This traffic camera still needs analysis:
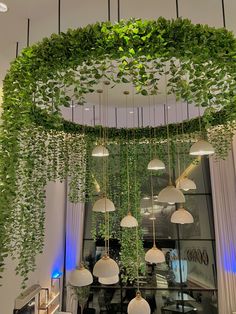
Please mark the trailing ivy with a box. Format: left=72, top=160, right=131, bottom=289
left=1, top=17, right=236, bottom=286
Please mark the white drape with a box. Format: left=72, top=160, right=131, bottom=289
left=210, top=136, right=236, bottom=314
left=65, top=201, right=85, bottom=314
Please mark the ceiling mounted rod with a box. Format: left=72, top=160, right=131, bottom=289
left=108, top=0, right=111, bottom=22
left=175, top=0, right=179, bottom=18
left=117, top=0, right=120, bottom=22
left=221, top=0, right=226, bottom=28
left=58, top=0, right=61, bottom=34
left=15, top=42, right=19, bottom=58
left=27, top=18, right=30, bottom=47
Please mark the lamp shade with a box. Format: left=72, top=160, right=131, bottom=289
left=189, top=140, right=214, bottom=156
left=0, top=2, right=7, bottom=12
left=171, top=207, right=194, bottom=224
left=177, top=177, right=196, bottom=191
left=158, top=185, right=185, bottom=204
left=120, top=212, right=138, bottom=228
left=92, top=197, right=115, bottom=213
left=93, top=255, right=119, bottom=278
left=147, top=158, right=165, bottom=170
left=145, top=246, right=165, bottom=264
left=92, top=145, right=109, bottom=157
left=143, top=209, right=151, bottom=216
left=98, top=275, right=119, bottom=285
left=128, top=292, right=151, bottom=314
left=70, top=266, right=93, bottom=287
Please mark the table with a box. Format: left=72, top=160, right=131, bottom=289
left=169, top=292, right=195, bottom=302
left=161, top=304, right=196, bottom=313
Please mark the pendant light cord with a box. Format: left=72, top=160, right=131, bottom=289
left=175, top=102, right=181, bottom=178
left=181, top=104, right=187, bottom=169
left=132, top=94, right=140, bottom=292
left=150, top=174, right=156, bottom=246
left=124, top=92, right=130, bottom=213
left=165, top=69, right=172, bottom=185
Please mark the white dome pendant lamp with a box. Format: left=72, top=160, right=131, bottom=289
left=92, top=144, right=109, bottom=157
left=92, top=196, right=115, bottom=213
left=147, top=158, right=165, bottom=170
left=145, top=175, right=165, bottom=264
left=177, top=177, right=196, bottom=191
left=128, top=291, right=151, bottom=314
left=158, top=104, right=185, bottom=205
left=189, top=106, right=214, bottom=156
left=70, top=264, right=93, bottom=287
left=171, top=206, right=194, bottom=224
left=120, top=211, right=138, bottom=228
left=93, top=253, right=119, bottom=278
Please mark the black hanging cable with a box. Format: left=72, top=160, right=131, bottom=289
left=15, top=42, right=19, bottom=58
left=108, top=0, right=111, bottom=22
left=221, top=0, right=226, bottom=28
left=176, top=0, right=179, bottom=18
left=58, top=0, right=61, bottom=34
left=27, top=18, right=30, bottom=47
left=117, top=0, right=120, bottom=22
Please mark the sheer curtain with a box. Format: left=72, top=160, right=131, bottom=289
left=210, top=136, right=236, bottom=314
left=65, top=201, right=85, bottom=314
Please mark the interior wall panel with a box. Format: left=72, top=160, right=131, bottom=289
left=224, top=0, right=236, bottom=34
left=178, top=0, right=223, bottom=27
left=119, top=0, right=177, bottom=20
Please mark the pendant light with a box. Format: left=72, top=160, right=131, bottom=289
left=158, top=102, right=185, bottom=204
left=189, top=106, right=214, bottom=156
left=143, top=208, right=151, bottom=216
left=128, top=95, right=151, bottom=314
left=120, top=91, right=138, bottom=228
left=171, top=206, right=194, bottom=224
left=70, top=264, right=93, bottom=287
left=177, top=177, right=196, bottom=191
left=171, top=102, right=194, bottom=224
left=92, top=196, right=115, bottom=212
left=128, top=291, right=151, bottom=314
left=92, top=145, right=109, bottom=157
left=147, top=97, right=165, bottom=170
left=0, top=2, right=7, bottom=12
left=93, top=254, right=119, bottom=278
left=176, top=102, right=197, bottom=191
left=92, top=89, right=109, bottom=157
left=93, top=82, right=119, bottom=279
left=98, top=275, right=119, bottom=285
left=145, top=175, right=165, bottom=264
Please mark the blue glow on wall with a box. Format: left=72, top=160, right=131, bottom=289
left=223, top=241, right=236, bottom=273
left=52, top=271, right=62, bottom=279
left=66, top=225, right=78, bottom=271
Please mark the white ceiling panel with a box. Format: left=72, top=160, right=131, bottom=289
left=224, top=0, right=236, bottom=35
left=178, top=0, right=224, bottom=27
left=119, top=0, right=177, bottom=20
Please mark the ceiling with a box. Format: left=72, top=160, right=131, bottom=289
left=1, top=0, right=236, bottom=112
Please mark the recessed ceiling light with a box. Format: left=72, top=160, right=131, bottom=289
left=84, top=107, right=90, bottom=111
left=129, top=111, right=134, bottom=114
left=0, top=2, right=8, bottom=12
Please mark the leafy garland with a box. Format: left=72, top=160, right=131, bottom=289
left=1, top=18, right=236, bottom=286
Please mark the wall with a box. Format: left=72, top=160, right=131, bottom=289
left=0, top=180, right=66, bottom=314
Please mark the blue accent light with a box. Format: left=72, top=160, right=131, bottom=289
left=223, top=241, right=236, bottom=273
left=52, top=271, right=62, bottom=279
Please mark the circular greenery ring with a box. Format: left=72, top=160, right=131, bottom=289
left=2, top=17, right=236, bottom=139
